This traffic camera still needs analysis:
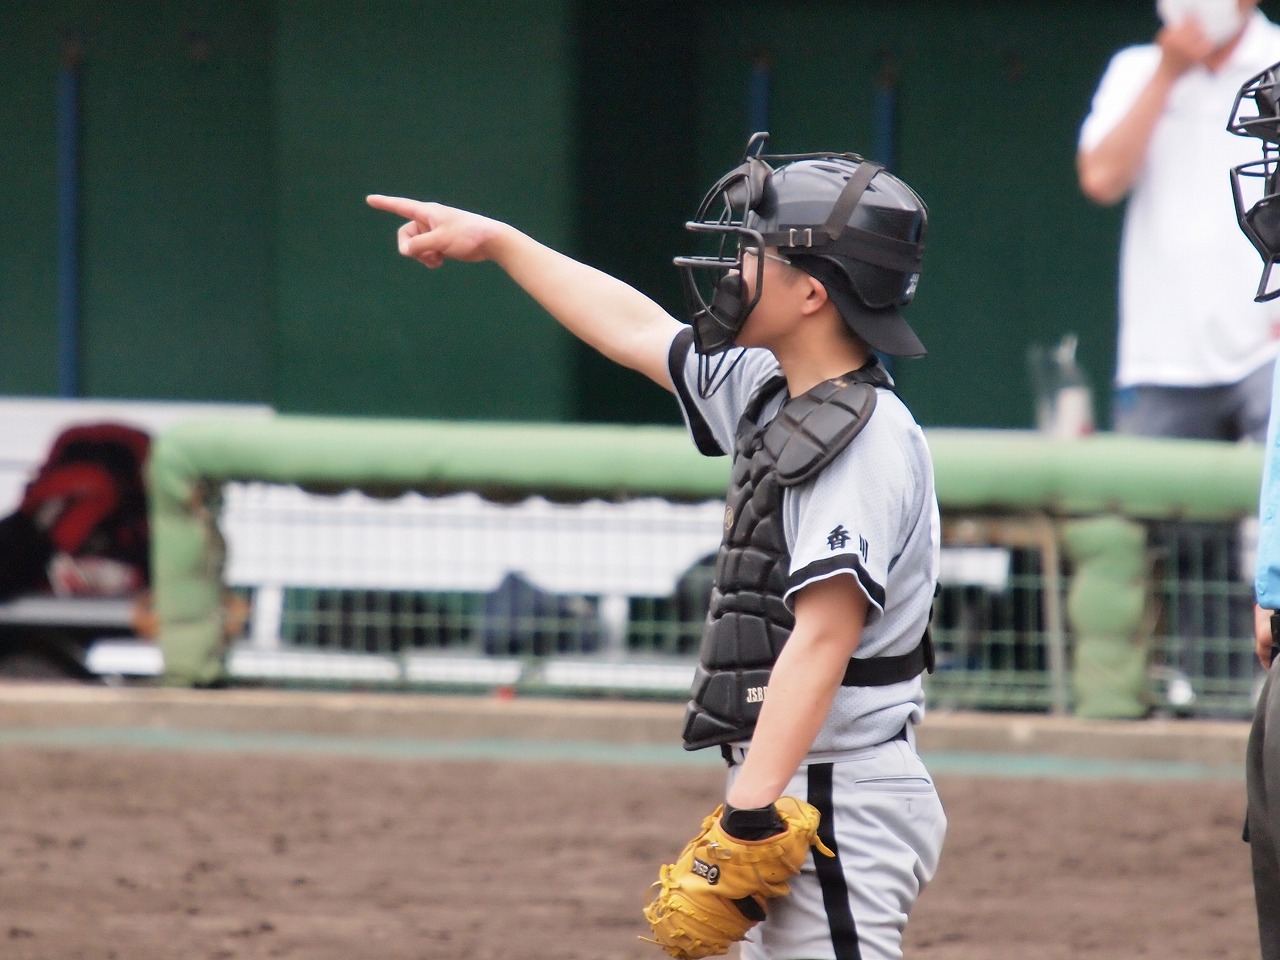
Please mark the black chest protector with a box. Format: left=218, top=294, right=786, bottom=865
left=682, top=361, right=933, bottom=751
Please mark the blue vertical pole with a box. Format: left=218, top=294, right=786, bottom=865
left=56, top=43, right=82, bottom=398
left=747, top=54, right=770, bottom=136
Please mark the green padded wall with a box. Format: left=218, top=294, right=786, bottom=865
left=5, top=1, right=1258, bottom=429
left=273, top=0, right=577, bottom=420
left=689, top=0, right=1151, bottom=429
left=0, top=8, right=60, bottom=395
left=570, top=1, right=702, bottom=424
left=1, top=1, right=275, bottom=402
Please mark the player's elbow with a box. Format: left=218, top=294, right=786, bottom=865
left=1077, top=152, right=1128, bottom=207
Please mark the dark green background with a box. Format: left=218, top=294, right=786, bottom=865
left=2, top=1, right=1203, bottom=427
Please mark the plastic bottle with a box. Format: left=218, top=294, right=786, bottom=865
left=1050, top=334, right=1095, bottom=438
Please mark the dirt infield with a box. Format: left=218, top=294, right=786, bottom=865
left=0, top=689, right=1260, bottom=959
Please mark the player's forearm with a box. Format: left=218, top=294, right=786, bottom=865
left=486, top=224, right=682, bottom=390
left=724, top=626, right=856, bottom=809
left=1078, top=66, right=1179, bottom=205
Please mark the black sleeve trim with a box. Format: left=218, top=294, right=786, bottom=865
left=787, top=554, right=886, bottom=611
left=668, top=327, right=725, bottom=457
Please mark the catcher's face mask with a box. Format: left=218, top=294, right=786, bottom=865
left=673, top=143, right=778, bottom=361
left=1229, top=65, right=1280, bottom=301
left=1230, top=150, right=1280, bottom=301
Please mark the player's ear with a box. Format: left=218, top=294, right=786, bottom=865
left=799, top=273, right=831, bottom=317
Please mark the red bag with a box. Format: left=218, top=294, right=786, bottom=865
left=0, top=423, right=151, bottom=600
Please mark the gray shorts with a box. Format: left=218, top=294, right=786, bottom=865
left=730, top=733, right=946, bottom=960
left=1112, top=359, right=1275, bottom=443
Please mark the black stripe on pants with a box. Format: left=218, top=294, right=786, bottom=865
left=808, top=762, right=862, bottom=960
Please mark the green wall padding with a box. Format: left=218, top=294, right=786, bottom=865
left=153, top=420, right=1267, bottom=517
left=1062, top=516, right=1150, bottom=719
left=149, top=419, right=1265, bottom=685
left=927, top=430, right=1265, bottom=521
left=150, top=503, right=228, bottom=688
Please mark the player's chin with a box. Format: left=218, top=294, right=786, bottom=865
left=731, top=318, right=763, bottom=350
left=734, top=325, right=777, bottom=353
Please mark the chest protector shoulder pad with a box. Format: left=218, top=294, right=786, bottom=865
left=763, top=376, right=880, bottom=486
left=681, top=366, right=887, bottom=752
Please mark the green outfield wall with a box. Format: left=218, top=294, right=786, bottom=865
left=2, top=1, right=1203, bottom=427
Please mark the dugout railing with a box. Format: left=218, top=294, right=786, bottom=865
left=129, top=417, right=1266, bottom=720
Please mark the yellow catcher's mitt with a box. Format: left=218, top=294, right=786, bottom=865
left=642, top=797, right=835, bottom=960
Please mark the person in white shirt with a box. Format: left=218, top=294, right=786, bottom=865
left=1079, top=0, right=1280, bottom=710
left=1079, top=0, right=1280, bottom=441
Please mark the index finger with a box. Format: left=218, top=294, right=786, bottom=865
left=366, top=194, right=429, bottom=220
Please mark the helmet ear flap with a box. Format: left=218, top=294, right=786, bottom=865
left=723, top=157, right=777, bottom=217
left=839, top=256, right=919, bottom=310
left=748, top=158, right=778, bottom=218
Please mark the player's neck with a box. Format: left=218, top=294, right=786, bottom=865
left=775, top=333, right=872, bottom=397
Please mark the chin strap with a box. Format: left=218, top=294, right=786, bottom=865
left=696, top=349, right=748, bottom=400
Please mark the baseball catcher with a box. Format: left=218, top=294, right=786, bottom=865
left=369, top=130, right=947, bottom=960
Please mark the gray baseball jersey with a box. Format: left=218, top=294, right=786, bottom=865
left=671, top=342, right=941, bottom=753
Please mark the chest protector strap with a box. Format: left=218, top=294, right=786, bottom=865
left=842, top=628, right=935, bottom=686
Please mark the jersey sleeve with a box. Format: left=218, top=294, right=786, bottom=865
left=781, top=417, right=915, bottom=625
left=1078, top=44, right=1160, bottom=152
left=666, top=327, right=783, bottom=457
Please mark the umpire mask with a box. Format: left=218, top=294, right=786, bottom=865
left=1229, top=64, right=1280, bottom=301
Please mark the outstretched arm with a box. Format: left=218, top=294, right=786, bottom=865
left=366, top=195, right=683, bottom=391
